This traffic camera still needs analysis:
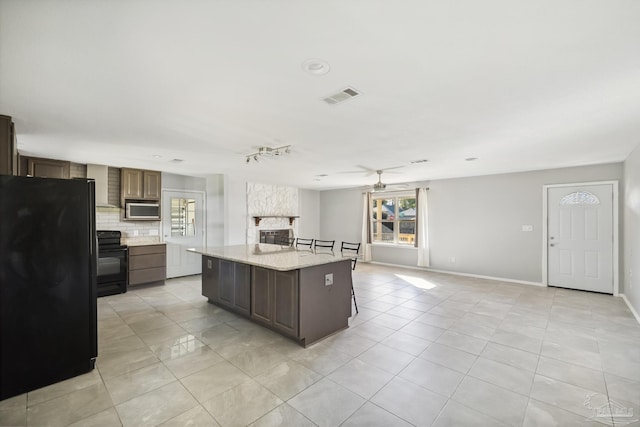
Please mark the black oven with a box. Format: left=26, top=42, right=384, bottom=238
left=97, top=230, right=128, bottom=297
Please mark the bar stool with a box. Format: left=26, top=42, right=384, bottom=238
left=279, top=237, right=295, bottom=247
left=313, top=239, right=335, bottom=250
left=295, top=238, right=314, bottom=249
left=340, top=241, right=361, bottom=313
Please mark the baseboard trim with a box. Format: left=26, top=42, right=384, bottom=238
left=367, top=261, right=545, bottom=287
left=620, top=294, right=640, bottom=325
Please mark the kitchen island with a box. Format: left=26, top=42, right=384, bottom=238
left=188, top=244, right=353, bottom=346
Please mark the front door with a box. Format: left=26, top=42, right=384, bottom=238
left=162, top=190, right=205, bottom=278
left=547, top=184, right=613, bottom=293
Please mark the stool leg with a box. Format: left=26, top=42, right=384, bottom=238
left=351, top=283, right=358, bottom=314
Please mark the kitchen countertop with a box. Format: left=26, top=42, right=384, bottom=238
left=188, top=244, right=351, bottom=271
left=122, top=237, right=163, bottom=246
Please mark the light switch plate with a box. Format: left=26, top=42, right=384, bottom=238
left=325, top=273, right=333, bottom=286
left=522, top=225, right=534, bottom=232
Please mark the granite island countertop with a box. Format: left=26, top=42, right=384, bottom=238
left=188, top=244, right=351, bottom=271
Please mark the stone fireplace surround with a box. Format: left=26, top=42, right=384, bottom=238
left=246, top=183, right=298, bottom=244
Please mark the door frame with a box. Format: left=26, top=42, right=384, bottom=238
left=542, top=180, right=619, bottom=295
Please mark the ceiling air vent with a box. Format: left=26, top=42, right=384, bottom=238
left=323, top=87, right=361, bottom=105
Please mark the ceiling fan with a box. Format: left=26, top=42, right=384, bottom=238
left=370, top=169, right=409, bottom=192
left=336, top=165, right=409, bottom=191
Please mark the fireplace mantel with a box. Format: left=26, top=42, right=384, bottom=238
left=253, top=215, right=299, bottom=226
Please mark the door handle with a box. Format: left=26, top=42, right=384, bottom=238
left=549, top=243, right=555, bottom=247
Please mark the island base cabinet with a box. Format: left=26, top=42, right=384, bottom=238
left=251, top=267, right=299, bottom=338
left=198, top=251, right=353, bottom=347
left=202, top=256, right=219, bottom=301
left=298, top=260, right=352, bottom=346
left=273, top=270, right=298, bottom=336
left=251, top=267, right=272, bottom=325
left=205, top=257, right=250, bottom=317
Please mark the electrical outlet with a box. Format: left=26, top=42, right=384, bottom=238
left=325, top=273, right=334, bottom=286
left=132, top=230, right=139, bottom=236
left=149, top=229, right=159, bottom=236
left=522, top=225, right=534, bottom=232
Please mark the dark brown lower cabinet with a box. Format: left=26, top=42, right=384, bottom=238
left=128, top=244, right=166, bottom=286
left=251, top=267, right=299, bottom=338
left=203, top=257, right=250, bottom=316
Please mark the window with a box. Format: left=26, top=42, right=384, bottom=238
left=170, top=197, right=196, bottom=237
left=372, top=194, right=416, bottom=245
left=560, top=191, right=600, bottom=205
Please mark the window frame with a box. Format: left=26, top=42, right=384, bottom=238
left=371, top=192, right=416, bottom=246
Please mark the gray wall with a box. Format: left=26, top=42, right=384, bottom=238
left=320, top=163, right=624, bottom=284
left=319, top=188, right=362, bottom=243
left=429, top=164, right=623, bottom=283
left=624, top=144, right=640, bottom=316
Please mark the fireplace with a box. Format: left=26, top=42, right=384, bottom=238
left=260, top=229, right=292, bottom=244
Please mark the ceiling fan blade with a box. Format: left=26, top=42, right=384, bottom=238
left=381, top=165, right=406, bottom=171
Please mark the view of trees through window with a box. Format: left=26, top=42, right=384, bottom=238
left=372, top=195, right=416, bottom=244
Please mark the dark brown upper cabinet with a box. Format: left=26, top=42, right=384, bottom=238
left=121, top=168, right=161, bottom=201
left=27, top=158, right=70, bottom=179
left=0, top=115, right=18, bottom=176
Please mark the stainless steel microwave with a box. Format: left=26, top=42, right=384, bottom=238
left=125, top=202, right=160, bottom=220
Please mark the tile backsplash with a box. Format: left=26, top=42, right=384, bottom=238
left=96, top=207, right=161, bottom=240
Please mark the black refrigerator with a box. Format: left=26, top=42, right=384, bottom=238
left=0, top=175, right=98, bottom=401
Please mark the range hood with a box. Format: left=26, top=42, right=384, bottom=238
left=86, top=164, right=117, bottom=207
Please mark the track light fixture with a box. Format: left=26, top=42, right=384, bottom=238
left=245, top=145, right=292, bottom=164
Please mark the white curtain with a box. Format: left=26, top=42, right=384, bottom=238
left=361, top=192, right=372, bottom=262
left=416, top=187, right=430, bottom=267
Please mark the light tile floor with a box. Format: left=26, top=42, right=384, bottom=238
left=1, top=264, right=639, bottom=426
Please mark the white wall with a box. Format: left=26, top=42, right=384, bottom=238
left=163, top=172, right=207, bottom=192
left=205, top=174, right=224, bottom=247
left=298, top=189, right=320, bottom=239
left=223, top=176, right=248, bottom=245
left=320, top=163, right=624, bottom=284
left=624, top=144, right=640, bottom=316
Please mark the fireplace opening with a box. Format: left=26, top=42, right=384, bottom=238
left=259, top=229, right=292, bottom=244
